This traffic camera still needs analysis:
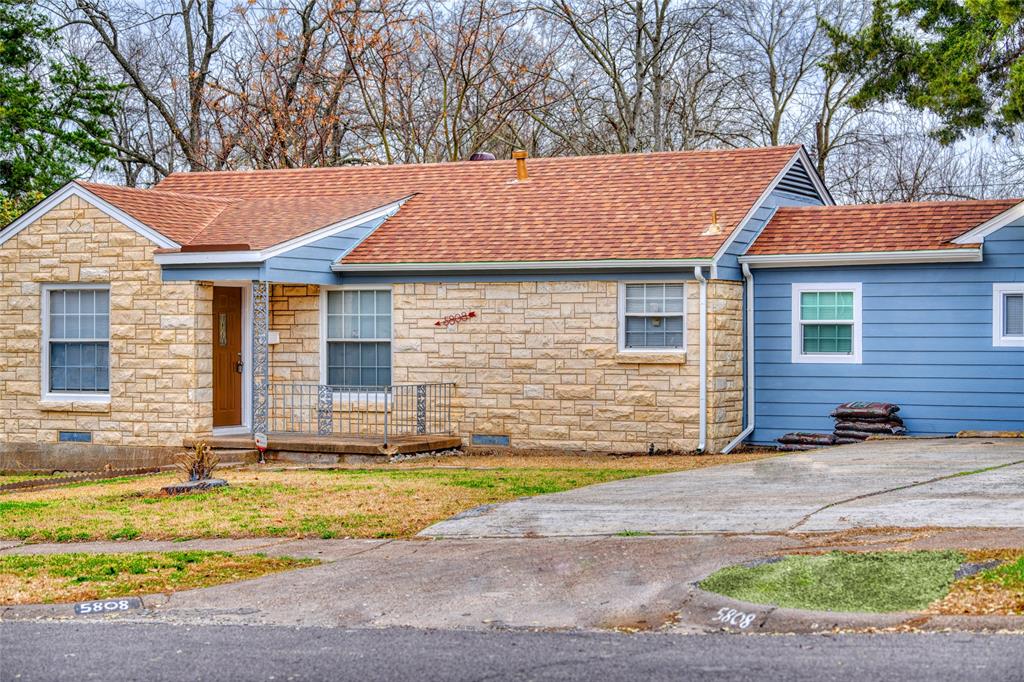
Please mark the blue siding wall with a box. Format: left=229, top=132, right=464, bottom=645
left=751, top=223, right=1024, bottom=443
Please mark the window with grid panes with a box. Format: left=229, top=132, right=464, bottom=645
left=621, top=283, right=685, bottom=350
left=799, top=290, right=854, bottom=355
left=325, top=290, right=391, bottom=387
left=46, top=288, right=110, bottom=393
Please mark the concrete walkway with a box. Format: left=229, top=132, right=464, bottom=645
left=422, top=438, right=1024, bottom=537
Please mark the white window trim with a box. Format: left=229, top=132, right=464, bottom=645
left=791, top=282, right=863, bottom=364
left=617, top=281, right=688, bottom=354
left=319, top=285, right=394, bottom=398
left=40, top=283, right=112, bottom=403
left=993, top=283, right=1024, bottom=347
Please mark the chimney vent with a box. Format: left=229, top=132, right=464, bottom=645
left=469, top=152, right=496, bottom=161
left=512, top=150, right=529, bottom=181
left=701, top=209, right=722, bottom=236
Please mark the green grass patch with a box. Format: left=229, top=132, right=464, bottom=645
left=0, top=551, right=317, bottom=604
left=701, top=551, right=965, bottom=613
left=978, top=555, right=1024, bottom=590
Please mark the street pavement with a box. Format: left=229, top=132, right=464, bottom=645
left=3, top=621, right=1023, bottom=681
left=422, top=438, right=1024, bottom=537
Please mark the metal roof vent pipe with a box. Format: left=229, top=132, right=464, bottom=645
left=469, top=152, right=496, bottom=161
left=512, top=150, right=529, bottom=181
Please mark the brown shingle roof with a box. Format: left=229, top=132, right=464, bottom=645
left=148, top=146, right=802, bottom=262
left=747, top=200, right=1021, bottom=256
left=79, top=180, right=407, bottom=250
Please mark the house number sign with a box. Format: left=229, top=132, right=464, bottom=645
left=435, top=311, right=477, bottom=327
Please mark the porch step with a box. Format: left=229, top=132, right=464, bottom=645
left=184, top=434, right=462, bottom=464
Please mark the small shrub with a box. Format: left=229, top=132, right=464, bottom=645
left=176, top=441, right=219, bottom=482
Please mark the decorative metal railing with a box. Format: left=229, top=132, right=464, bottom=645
left=266, top=382, right=455, bottom=443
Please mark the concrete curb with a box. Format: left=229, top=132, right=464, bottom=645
left=677, top=585, right=1024, bottom=634
left=1, top=594, right=170, bottom=622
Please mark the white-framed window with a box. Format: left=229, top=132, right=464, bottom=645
left=41, top=284, right=110, bottom=400
left=993, top=283, right=1024, bottom=347
left=618, top=282, right=686, bottom=352
left=791, top=283, right=862, bottom=364
left=321, top=288, right=392, bottom=387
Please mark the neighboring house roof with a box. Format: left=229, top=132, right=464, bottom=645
left=145, top=145, right=804, bottom=263
left=747, top=200, right=1022, bottom=256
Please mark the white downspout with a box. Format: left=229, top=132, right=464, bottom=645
left=694, top=266, right=707, bottom=453
left=722, top=263, right=755, bottom=454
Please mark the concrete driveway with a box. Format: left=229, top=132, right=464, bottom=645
left=422, top=438, right=1024, bottom=538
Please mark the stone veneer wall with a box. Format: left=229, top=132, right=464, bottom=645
left=388, top=280, right=745, bottom=453
left=0, top=196, right=211, bottom=449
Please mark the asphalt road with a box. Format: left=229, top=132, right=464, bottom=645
left=2, top=622, right=1022, bottom=681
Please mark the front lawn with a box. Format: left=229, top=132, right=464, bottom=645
left=0, top=551, right=316, bottom=604
left=701, top=549, right=1024, bottom=615
left=0, top=452, right=779, bottom=542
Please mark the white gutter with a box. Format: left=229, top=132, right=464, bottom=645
left=722, top=263, right=755, bottom=454
left=333, top=258, right=714, bottom=273
left=739, top=248, right=982, bottom=269
left=694, top=265, right=707, bottom=453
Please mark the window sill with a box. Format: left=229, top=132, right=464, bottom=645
left=37, top=397, right=111, bottom=413
left=614, top=351, right=687, bottom=365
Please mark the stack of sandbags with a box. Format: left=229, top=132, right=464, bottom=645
left=776, top=432, right=837, bottom=452
left=831, top=402, right=906, bottom=443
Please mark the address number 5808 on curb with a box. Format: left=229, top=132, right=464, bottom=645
left=74, top=598, right=141, bottom=615
left=712, top=607, right=757, bottom=629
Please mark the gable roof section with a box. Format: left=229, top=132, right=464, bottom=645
left=154, top=145, right=802, bottom=266
left=0, top=182, right=180, bottom=249
left=745, top=199, right=1021, bottom=261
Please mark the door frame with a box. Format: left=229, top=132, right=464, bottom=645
left=211, top=282, right=253, bottom=436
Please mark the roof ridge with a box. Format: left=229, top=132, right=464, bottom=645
left=76, top=180, right=239, bottom=206
left=158, top=145, right=804, bottom=181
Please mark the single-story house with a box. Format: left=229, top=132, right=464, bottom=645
left=0, top=145, right=1020, bottom=465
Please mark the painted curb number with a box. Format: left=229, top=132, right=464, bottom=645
left=74, top=598, right=142, bottom=615
left=713, top=607, right=757, bottom=629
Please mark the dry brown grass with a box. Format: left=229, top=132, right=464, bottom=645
left=0, top=451, right=784, bottom=542
left=0, top=551, right=316, bottom=605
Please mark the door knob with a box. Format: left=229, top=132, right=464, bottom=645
left=235, top=353, right=244, bottom=374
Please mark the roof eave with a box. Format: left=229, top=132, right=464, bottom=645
left=332, top=257, right=715, bottom=273
left=738, top=248, right=983, bottom=269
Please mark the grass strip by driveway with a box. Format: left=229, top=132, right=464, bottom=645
left=701, top=551, right=965, bottom=613
left=0, top=551, right=316, bottom=605
left=931, top=550, right=1024, bottom=615
left=0, top=453, right=781, bottom=542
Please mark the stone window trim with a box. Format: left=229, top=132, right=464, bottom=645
left=318, top=285, right=394, bottom=398
left=616, top=281, right=688, bottom=354
left=40, top=283, right=112, bottom=404
left=993, top=283, right=1024, bottom=347
left=790, top=282, right=863, bottom=364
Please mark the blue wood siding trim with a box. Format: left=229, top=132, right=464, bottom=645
left=751, top=222, right=1024, bottom=444
left=263, top=218, right=385, bottom=283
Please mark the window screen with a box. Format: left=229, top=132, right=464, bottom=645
left=1005, top=293, right=1024, bottom=337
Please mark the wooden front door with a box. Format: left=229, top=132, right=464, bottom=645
left=212, top=287, right=243, bottom=428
